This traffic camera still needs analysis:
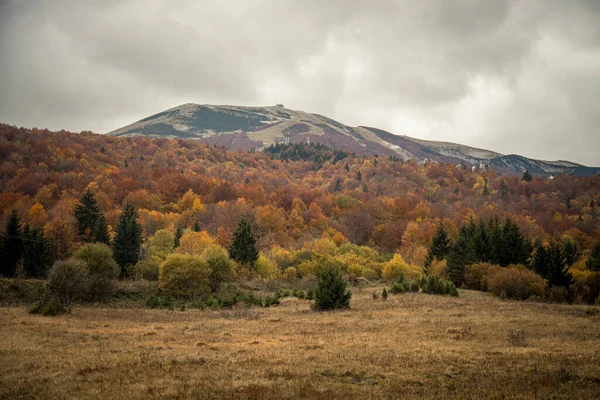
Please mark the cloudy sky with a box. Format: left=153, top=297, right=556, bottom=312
left=1, top=0, right=599, bottom=165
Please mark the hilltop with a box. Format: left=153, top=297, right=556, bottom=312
left=108, top=103, right=600, bottom=177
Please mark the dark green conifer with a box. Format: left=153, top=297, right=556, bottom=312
left=313, top=260, right=352, bottom=311
left=74, top=189, right=102, bottom=242
left=0, top=210, right=23, bottom=277
left=92, top=214, right=111, bottom=245
left=228, top=216, right=259, bottom=270
left=424, top=220, right=451, bottom=269
left=113, top=203, right=142, bottom=276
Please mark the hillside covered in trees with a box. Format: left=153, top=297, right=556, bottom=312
left=1, top=123, right=599, bottom=303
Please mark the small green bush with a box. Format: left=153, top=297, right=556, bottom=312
left=421, top=275, right=458, bottom=296
left=313, top=262, right=352, bottom=311
left=382, top=288, right=388, bottom=301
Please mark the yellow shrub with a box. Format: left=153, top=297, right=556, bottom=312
left=312, top=238, right=337, bottom=256
left=283, top=267, right=298, bottom=280
left=159, top=254, right=211, bottom=298
left=268, top=246, right=294, bottom=270
left=177, top=230, right=216, bottom=255
left=428, top=259, right=448, bottom=279
left=255, top=254, right=280, bottom=281
left=382, top=254, right=423, bottom=281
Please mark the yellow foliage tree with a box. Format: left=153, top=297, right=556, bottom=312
left=177, top=230, right=216, bottom=255
left=382, top=254, right=423, bottom=281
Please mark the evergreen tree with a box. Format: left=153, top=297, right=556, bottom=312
left=472, top=218, right=493, bottom=262
left=74, top=189, right=102, bottom=242
left=561, top=238, right=579, bottom=267
left=22, top=225, right=53, bottom=278
left=546, top=242, right=573, bottom=289
left=487, top=216, right=503, bottom=264
left=193, top=220, right=201, bottom=232
left=0, top=210, right=23, bottom=277
left=424, top=220, right=451, bottom=269
left=530, top=240, right=549, bottom=277
left=174, top=226, right=183, bottom=248
left=522, top=170, right=533, bottom=182
left=498, top=218, right=529, bottom=266
left=313, top=260, right=352, bottom=311
left=92, top=214, right=111, bottom=245
left=228, top=216, right=259, bottom=269
left=586, top=242, right=600, bottom=272
left=344, top=163, right=350, bottom=172
left=482, top=178, right=489, bottom=195
left=113, top=203, right=142, bottom=276
left=357, top=171, right=362, bottom=181
left=446, top=230, right=475, bottom=286
left=334, top=179, right=342, bottom=192
left=500, top=179, right=508, bottom=199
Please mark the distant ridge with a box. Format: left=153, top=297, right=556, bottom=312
left=108, top=104, right=600, bottom=177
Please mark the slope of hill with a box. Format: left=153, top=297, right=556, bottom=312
left=108, top=104, right=600, bottom=177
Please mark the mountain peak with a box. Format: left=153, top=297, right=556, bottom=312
left=107, top=104, right=599, bottom=176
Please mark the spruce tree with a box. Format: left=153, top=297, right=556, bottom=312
left=546, top=242, right=573, bottom=289
left=446, top=228, right=475, bottom=286
left=92, top=214, right=111, bottom=245
left=586, top=242, right=600, bottom=272
left=424, top=220, right=451, bottom=269
left=498, top=218, right=529, bottom=266
left=561, top=239, right=579, bottom=267
left=522, top=170, right=533, bottom=182
left=530, top=240, right=548, bottom=277
left=313, top=260, right=352, bottom=311
left=193, top=220, right=201, bottom=232
left=487, top=215, right=503, bottom=265
left=174, top=226, right=183, bottom=248
left=472, top=218, right=493, bottom=263
left=500, top=179, right=508, bottom=199
left=74, top=189, right=102, bottom=242
left=1, top=210, right=24, bottom=277
left=22, top=225, right=53, bottom=278
left=228, top=216, right=259, bottom=269
left=113, top=203, right=142, bottom=276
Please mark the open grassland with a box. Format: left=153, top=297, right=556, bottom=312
left=1, top=289, right=599, bottom=399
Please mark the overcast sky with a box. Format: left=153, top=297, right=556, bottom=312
left=1, top=0, right=599, bottom=165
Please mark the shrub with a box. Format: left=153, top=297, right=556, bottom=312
left=201, top=245, right=234, bottom=292
left=382, top=288, right=388, bottom=301
left=31, top=259, right=89, bottom=315
left=486, top=265, right=547, bottom=301
left=421, top=275, right=458, bottom=296
left=313, top=262, right=352, bottom=311
left=427, top=259, right=448, bottom=279
left=73, top=243, right=119, bottom=301
left=132, top=257, right=161, bottom=281
left=382, top=254, right=422, bottom=281
left=159, top=254, right=211, bottom=298
left=547, top=286, right=569, bottom=303
left=283, top=267, right=298, bottom=280
left=463, top=262, right=494, bottom=291
left=570, top=269, right=600, bottom=304
left=255, top=254, right=279, bottom=281
left=148, top=229, right=175, bottom=261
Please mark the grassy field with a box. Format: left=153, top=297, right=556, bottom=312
left=1, top=289, right=599, bottom=399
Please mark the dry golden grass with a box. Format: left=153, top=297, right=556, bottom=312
left=1, top=289, right=600, bottom=399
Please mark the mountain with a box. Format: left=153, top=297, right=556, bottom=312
left=108, top=104, right=600, bottom=176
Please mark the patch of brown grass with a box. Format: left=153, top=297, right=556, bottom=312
left=1, top=289, right=599, bottom=399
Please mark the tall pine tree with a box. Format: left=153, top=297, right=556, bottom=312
left=92, top=214, right=111, bottom=245
left=228, top=216, right=259, bottom=270
left=498, top=218, right=530, bottom=266
left=585, top=242, right=600, bottom=272
left=113, top=203, right=142, bottom=276
left=74, top=189, right=102, bottom=242
left=546, top=241, right=573, bottom=289
left=0, top=210, right=23, bottom=277
left=446, top=227, right=475, bottom=286
left=22, top=225, right=53, bottom=278
left=424, top=220, right=451, bottom=269
left=471, top=218, right=493, bottom=263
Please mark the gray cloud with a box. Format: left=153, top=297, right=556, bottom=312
left=1, top=0, right=599, bottom=165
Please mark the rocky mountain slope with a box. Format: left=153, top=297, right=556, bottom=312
left=108, top=104, right=600, bottom=176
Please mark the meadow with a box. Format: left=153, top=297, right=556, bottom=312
left=1, top=289, right=599, bottom=399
